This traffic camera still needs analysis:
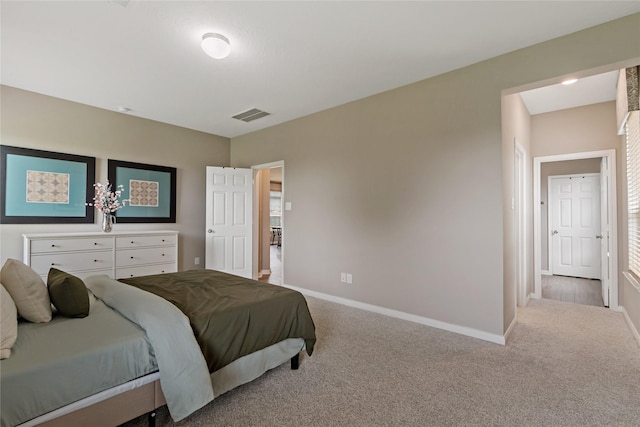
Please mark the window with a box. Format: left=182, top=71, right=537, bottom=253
left=626, top=110, right=640, bottom=278
left=270, top=191, right=282, bottom=227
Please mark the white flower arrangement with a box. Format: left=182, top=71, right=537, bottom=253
left=88, top=179, right=128, bottom=213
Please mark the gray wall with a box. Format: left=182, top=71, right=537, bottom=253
left=231, top=14, right=640, bottom=339
left=0, top=86, right=231, bottom=271
left=531, top=101, right=620, bottom=158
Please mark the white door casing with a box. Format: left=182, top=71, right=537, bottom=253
left=205, top=166, right=253, bottom=278
left=600, top=157, right=610, bottom=306
left=514, top=140, right=527, bottom=307
left=549, top=174, right=601, bottom=279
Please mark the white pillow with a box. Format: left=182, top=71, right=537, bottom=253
left=0, top=259, right=52, bottom=323
left=0, top=284, right=18, bottom=359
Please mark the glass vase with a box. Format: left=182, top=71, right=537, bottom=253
left=102, top=212, right=113, bottom=233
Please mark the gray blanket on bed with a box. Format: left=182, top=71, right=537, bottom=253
left=85, top=275, right=214, bottom=422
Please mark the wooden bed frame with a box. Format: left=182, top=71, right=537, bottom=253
left=36, top=355, right=300, bottom=427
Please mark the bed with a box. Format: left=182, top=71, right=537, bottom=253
left=0, top=268, right=316, bottom=427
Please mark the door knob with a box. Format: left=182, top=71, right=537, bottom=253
left=596, top=234, right=603, bottom=239
left=552, top=230, right=559, bottom=235
left=207, top=229, right=213, bottom=233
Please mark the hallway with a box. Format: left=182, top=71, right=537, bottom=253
left=258, top=245, right=281, bottom=285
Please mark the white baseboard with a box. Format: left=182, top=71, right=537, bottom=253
left=620, top=305, right=640, bottom=348
left=519, top=293, right=532, bottom=307
left=504, top=314, right=517, bottom=343
left=283, top=283, right=507, bottom=345
left=541, top=270, right=551, bottom=276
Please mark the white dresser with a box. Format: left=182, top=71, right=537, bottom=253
left=23, top=231, right=178, bottom=280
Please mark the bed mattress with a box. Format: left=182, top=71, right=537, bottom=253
left=0, top=295, right=158, bottom=427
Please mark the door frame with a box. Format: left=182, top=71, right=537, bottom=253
left=547, top=173, right=601, bottom=278
left=533, top=149, right=618, bottom=309
left=251, top=160, right=285, bottom=283
left=514, top=139, right=528, bottom=307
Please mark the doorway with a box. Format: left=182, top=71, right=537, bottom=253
left=252, top=161, right=285, bottom=285
left=533, top=150, right=617, bottom=309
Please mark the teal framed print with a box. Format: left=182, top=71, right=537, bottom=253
left=108, top=159, right=176, bottom=223
left=1, top=145, right=95, bottom=224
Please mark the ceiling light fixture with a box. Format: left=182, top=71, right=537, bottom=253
left=561, top=78, right=578, bottom=85
left=201, top=33, right=231, bottom=59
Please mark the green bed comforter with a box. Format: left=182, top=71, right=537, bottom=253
left=120, top=269, right=316, bottom=373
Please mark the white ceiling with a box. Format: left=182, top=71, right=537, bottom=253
left=520, top=70, right=619, bottom=115
left=2, top=1, right=638, bottom=138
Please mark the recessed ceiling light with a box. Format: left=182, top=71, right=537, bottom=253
left=561, top=78, right=578, bottom=85
left=201, top=33, right=231, bottom=59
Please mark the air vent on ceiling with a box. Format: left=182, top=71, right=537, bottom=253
left=232, top=108, right=271, bottom=123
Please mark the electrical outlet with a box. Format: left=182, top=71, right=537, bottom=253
left=340, top=272, right=347, bottom=283
left=346, top=273, right=353, bottom=284
left=195, top=257, right=200, bottom=265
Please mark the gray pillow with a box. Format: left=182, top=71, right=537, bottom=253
left=0, top=284, right=18, bottom=359
left=47, top=268, right=90, bottom=318
left=0, top=258, right=52, bottom=323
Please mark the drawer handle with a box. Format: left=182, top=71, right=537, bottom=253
left=94, top=260, right=98, bottom=262
left=162, top=254, right=165, bottom=257
left=50, top=263, right=56, bottom=266
left=131, top=241, right=134, bottom=244
left=51, top=244, right=56, bottom=248
left=162, top=239, right=165, bottom=242
left=94, top=242, right=98, bottom=246
left=130, top=274, right=134, bottom=277
left=130, top=256, right=134, bottom=259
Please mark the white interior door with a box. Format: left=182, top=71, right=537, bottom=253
left=205, top=166, right=253, bottom=278
left=600, top=158, right=610, bottom=306
left=549, top=174, right=601, bottom=279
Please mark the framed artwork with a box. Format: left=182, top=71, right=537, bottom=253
left=0, top=145, right=95, bottom=224
left=108, top=159, right=176, bottom=223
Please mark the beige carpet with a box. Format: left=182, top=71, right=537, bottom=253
left=122, top=297, right=640, bottom=426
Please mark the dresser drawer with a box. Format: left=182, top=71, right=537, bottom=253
left=30, top=237, right=113, bottom=254
left=44, top=269, right=114, bottom=281
left=115, top=263, right=177, bottom=279
left=30, top=251, right=113, bottom=276
left=116, top=247, right=176, bottom=267
left=24, top=231, right=178, bottom=281
left=116, top=234, right=176, bottom=249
